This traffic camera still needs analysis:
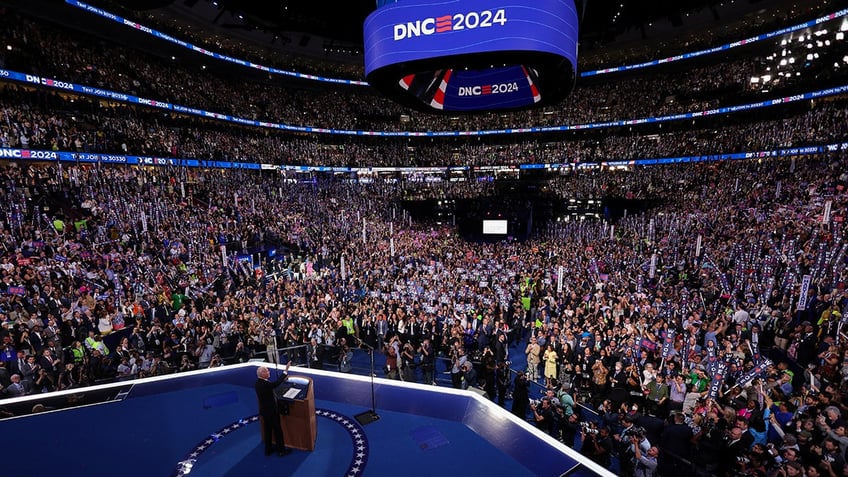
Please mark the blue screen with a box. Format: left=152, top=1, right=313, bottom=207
left=364, top=0, right=578, bottom=77
left=441, top=66, right=540, bottom=111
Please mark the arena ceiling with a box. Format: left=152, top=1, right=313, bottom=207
left=117, top=0, right=773, bottom=49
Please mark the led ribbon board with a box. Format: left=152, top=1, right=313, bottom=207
left=364, top=0, right=578, bottom=113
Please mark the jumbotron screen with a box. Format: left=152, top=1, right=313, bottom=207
left=364, top=0, right=578, bottom=113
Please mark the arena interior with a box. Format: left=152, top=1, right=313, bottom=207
left=0, top=1, right=847, bottom=476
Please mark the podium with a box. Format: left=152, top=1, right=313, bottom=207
left=263, top=375, right=316, bottom=451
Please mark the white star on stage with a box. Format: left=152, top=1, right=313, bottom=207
left=222, top=428, right=231, bottom=434
left=351, top=466, right=360, bottom=473
left=355, top=458, right=364, bottom=465
left=189, top=452, right=198, bottom=458
left=197, top=445, right=206, bottom=451
left=205, top=439, right=214, bottom=445
left=357, top=450, right=365, bottom=457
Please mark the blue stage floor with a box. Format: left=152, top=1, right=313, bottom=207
left=0, top=364, right=612, bottom=477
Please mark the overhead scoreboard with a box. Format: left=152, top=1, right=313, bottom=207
left=364, top=0, right=578, bottom=113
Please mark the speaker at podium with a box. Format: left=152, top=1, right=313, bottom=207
left=262, top=375, right=317, bottom=451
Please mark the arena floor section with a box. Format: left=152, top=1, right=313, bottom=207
left=0, top=363, right=613, bottom=477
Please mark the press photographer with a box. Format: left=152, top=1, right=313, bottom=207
left=580, top=421, right=613, bottom=467
left=614, top=414, right=650, bottom=477
left=529, top=395, right=565, bottom=439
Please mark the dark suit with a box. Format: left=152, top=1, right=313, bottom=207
left=659, top=422, right=693, bottom=475
left=255, top=372, right=289, bottom=454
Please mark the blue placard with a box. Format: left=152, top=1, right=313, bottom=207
left=8, top=286, right=27, bottom=296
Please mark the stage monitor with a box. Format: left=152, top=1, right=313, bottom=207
left=482, top=219, right=508, bottom=235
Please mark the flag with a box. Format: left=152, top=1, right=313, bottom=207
left=640, top=337, right=658, bottom=352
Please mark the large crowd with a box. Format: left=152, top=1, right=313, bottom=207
left=1, top=84, right=846, bottom=168
left=0, top=149, right=844, bottom=477
left=0, top=3, right=847, bottom=477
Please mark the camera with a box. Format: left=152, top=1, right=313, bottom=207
left=581, top=422, right=599, bottom=435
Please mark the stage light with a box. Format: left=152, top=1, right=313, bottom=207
left=836, top=32, right=844, bottom=40
left=761, top=75, right=772, bottom=83
left=750, top=76, right=759, bottom=83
